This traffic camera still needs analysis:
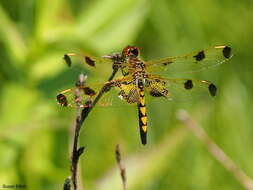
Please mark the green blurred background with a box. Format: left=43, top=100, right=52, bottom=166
left=0, top=0, right=253, bottom=189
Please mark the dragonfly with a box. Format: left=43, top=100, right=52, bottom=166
left=57, top=45, right=232, bottom=145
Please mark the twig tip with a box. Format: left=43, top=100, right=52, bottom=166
left=63, top=176, right=71, bottom=190
left=176, top=109, right=188, bottom=121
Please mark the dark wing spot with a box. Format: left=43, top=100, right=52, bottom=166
left=63, top=54, right=72, bottom=67
left=56, top=94, right=68, bottom=106
left=163, top=61, right=173, bottom=66
left=208, top=83, right=217, bottom=96
left=193, top=51, right=205, bottom=61
left=222, top=46, right=231, bottom=59
left=184, top=80, right=193, bottom=90
left=83, top=87, right=96, bottom=96
left=84, top=56, right=95, bottom=67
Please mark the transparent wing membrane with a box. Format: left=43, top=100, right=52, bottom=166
left=56, top=77, right=139, bottom=108
left=145, top=45, right=232, bottom=73
left=63, top=51, right=127, bottom=69
left=56, top=85, right=97, bottom=108
left=58, top=46, right=232, bottom=107
left=145, top=74, right=217, bottom=102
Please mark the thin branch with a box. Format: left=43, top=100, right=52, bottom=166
left=70, top=67, right=119, bottom=190
left=71, top=73, right=86, bottom=190
left=115, top=144, right=127, bottom=190
left=177, top=110, right=253, bottom=190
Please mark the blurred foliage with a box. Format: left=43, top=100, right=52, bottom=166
left=0, top=0, right=253, bottom=189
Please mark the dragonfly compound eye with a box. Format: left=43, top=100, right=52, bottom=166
left=130, top=47, right=139, bottom=57
left=123, top=46, right=140, bottom=58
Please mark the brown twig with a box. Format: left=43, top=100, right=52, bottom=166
left=70, top=67, right=119, bottom=190
left=115, top=144, right=127, bottom=190
left=177, top=110, right=253, bottom=190
left=71, top=73, right=86, bottom=190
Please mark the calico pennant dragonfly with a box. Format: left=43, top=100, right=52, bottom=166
left=57, top=45, right=232, bottom=145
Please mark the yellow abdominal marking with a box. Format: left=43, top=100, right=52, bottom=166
left=140, top=91, right=145, bottom=96
left=141, top=116, right=147, bottom=125
left=142, top=125, right=147, bottom=132
left=140, top=107, right=146, bottom=116
left=140, top=97, right=145, bottom=106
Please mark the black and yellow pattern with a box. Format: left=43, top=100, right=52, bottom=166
left=138, top=87, right=148, bottom=145
left=58, top=45, right=233, bottom=145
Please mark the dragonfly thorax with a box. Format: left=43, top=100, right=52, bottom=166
left=126, top=55, right=145, bottom=71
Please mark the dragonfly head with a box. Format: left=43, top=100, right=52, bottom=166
left=122, top=46, right=140, bottom=58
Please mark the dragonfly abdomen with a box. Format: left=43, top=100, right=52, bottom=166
left=138, top=86, right=148, bottom=145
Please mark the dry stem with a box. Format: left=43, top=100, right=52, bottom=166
left=115, top=144, right=127, bottom=190
left=69, top=67, right=119, bottom=190
left=177, top=110, right=253, bottom=190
